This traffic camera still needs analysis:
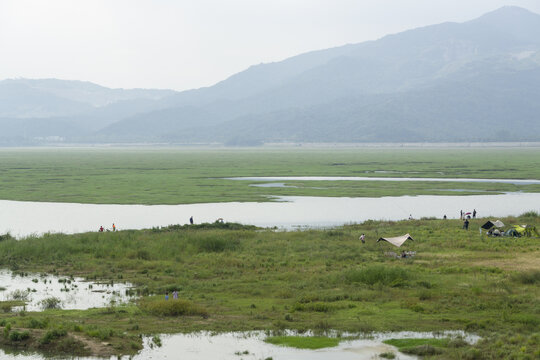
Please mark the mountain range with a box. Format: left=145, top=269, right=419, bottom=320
left=1, top=6, right=540, bottom=145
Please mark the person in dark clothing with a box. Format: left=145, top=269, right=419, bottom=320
left=473, top=209, right=477, bottom=218
left=189, top=216, right=194, bottom=225
left=463, top=218, right=469, bottom=230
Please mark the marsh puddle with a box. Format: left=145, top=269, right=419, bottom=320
left=0, top=330, right=478, bottom=359
left=1, top=192, right=539, bottom=237
left=0, top=270, right=134, bottom=311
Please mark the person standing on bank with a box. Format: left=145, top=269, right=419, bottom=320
left=189, top=216, right=194, bottom=225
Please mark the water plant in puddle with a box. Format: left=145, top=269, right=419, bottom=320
left=40, top=297, right=62, bottom=310
left=9, top=289, right=30, bottom=301
left=151, top=335, right=162, bottom=347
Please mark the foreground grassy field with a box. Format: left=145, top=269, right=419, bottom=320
left=0, top=147, right=539, bottom=204
left=0, top=215, right=538, bottom=358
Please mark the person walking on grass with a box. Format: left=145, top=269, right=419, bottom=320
left=173, top=290, right=178, bottom=300
left=165, top=292, right=169, bottom=300
left=360, top=234, right=365, bottom=244
left=112, top=223, right=116, bottom=232
left=463, top=218, right=469, bottom=230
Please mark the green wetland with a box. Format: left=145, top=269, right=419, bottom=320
left=0, top=147, right=539, bottom=204
left=0, top=147, right=538, bottom=359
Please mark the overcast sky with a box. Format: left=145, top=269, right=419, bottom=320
left=1, top=0, right=539, bottom=91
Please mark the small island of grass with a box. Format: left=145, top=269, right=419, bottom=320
left=264, top=336, right=341, bottom=349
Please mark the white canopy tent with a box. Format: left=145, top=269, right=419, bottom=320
left=377, top=233, right=414, bottom=247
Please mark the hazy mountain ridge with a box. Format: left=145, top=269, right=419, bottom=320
left=2, top=6, right=540, bottom=145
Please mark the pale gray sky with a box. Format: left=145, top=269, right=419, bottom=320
left=1, top=0, right=539, bottom=91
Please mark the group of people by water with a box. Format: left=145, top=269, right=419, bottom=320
left=461, top=209, right=477, bottom=230
left=98, top=223, right=116, bottom=232
left=98, top=216, right=197, bottom=233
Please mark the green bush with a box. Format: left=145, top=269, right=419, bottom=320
left=40, top=328, right=67, bottom=344
left=28, top=317, right=49, bottom=329
left=8, top=330, right=30, bottom=341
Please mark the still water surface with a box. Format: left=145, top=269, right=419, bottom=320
left=0, top=270, right=133, bottom=311
left=1, top=193, right=539, bottom=238
left=0, top=331, right=477, bottom=360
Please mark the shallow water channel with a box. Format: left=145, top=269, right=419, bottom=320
left=0, top=270, right=133, bottom=311
left=227, top=176, right=540, bottom=185
left=1, top=192, right=539, bottom=238
left=0, top=330, right=478, bottom=360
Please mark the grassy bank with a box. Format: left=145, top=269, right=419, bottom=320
left=0, top=215, right=538, bottom=358
left=0, top=147, right=539, bottom=204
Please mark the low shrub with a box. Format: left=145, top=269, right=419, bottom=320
left=512, top=270, right=540, bottom=285
left=28, top=317, right=49, bottom=329
left=292, top=302, right=332, bottom=313
left=40, top=328, right=67, bottom=344
left=86, top=327, right=114, bottom=340
left=9, top=330, right=30, bottom=341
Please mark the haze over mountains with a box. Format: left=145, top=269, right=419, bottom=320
left=2, top=6, right=540, bottom=145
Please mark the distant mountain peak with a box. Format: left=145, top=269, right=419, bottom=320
left=472, top=5, right=540, bottom=23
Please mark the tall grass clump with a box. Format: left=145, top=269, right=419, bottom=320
left=139, top=297, right=208, bottom=317
left=193, top=236, right=240, bottom=253
left=512, top=270, right=540, bottom=285
left=519, top=210, right=539, bottom=218
left=343, top=265, right=409, bottom=286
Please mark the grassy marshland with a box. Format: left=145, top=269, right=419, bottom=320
left=0, top=148, right=539, bottom=204
left=0, top=214, right=538, bottom=358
